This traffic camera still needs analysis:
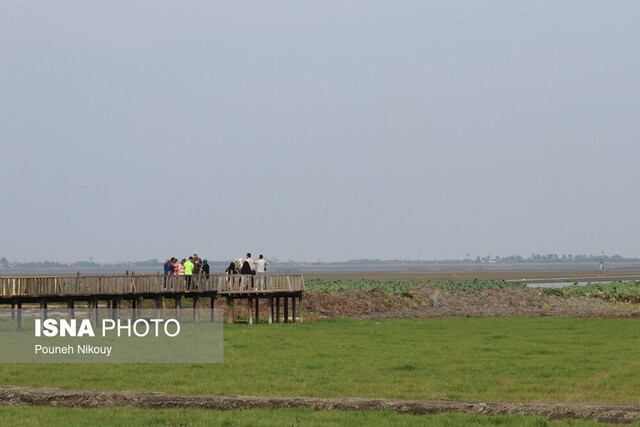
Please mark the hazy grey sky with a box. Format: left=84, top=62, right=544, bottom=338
left=2, top=1, right=639, bottom=263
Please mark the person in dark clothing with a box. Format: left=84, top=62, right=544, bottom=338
left=163, top=258, right=173, bottom=289
left=240, top=260, right=255, bottom=289
left=200, top=259, right=210, bottom=289
left=225, top=261, right=239, bottom=290
left=192, top=253, right=203, bottom=275
left=225, top=262, right=238, bottom=274
left=240, top=260, right=253, bottom=275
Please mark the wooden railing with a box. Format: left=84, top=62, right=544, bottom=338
left=0, top=274, right=305, bottom=297
left=216, top=274, right=305, bottom=294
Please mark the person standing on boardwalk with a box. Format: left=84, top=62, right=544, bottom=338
left=176, top=258, right=186, bottom=289
left=163, top=258, right=173, bottom=289
left=202, top=259, right=210, bottom=289
left=177, top=259, right=185, bottom=276
left=240, top=254, right=255, bottom=290
left=184, top=257, right=195, bottom=290
left=244, top=253, right=255, bottom=274
left=192, top=253, right=203, bottom=275
left=254, top=255, right=268, bottom=290
left=163, top=258, right=173, bottom=275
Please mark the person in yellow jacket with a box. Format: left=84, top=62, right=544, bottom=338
left=184, top=257, right=195, bottom=290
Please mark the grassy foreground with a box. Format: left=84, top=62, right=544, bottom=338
left=2, top=318, right=640, bottom=403
left=0, top=405, right=617, bottom=426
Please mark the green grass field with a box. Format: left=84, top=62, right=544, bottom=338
left=0, top=405, right=617, bottom=426
left=2, top=318, right=640, bottom=403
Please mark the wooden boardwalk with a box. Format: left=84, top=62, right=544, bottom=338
left=0, top=274, right=305, bottom=324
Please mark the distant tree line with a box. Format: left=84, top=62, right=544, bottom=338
left=2, top=255, right=639, bottom=269
left=344, top=254, right=640, bottom=264
left=0, top=258, right=162, bottom=268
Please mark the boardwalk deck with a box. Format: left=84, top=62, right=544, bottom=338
left=0, top=274, right=305, bottom=324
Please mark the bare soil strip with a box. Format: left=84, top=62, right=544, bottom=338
left=2, top=386, right=640, bottom=424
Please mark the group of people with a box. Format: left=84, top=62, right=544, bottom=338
left=163, top=253, right=210, bottom=276
left=225, top=253, right=268, bottom=276
left=163, top=253, right=210, bottom=289
left=224, top=253, right=268, bottom=290
left=162, top=252, right=268, bottom=290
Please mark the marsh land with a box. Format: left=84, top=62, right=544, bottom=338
left=3, top=267, right=640, bottom=425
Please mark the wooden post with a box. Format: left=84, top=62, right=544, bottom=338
left=268, top=297, right=273, bottom=324
left=193, top=297, right=199, bottom=322
left=40, top=301, right=48, bottom=319
left=210, top=297, right=216, bottom=322
left=226, top=297, right=234, bottom=324
left=299, top=295, right=303, bottom=322
left=276, top=297, right=281, bottom=323
left=175, top=297, right=181, bottom=317
left=67, top=300, right=75, bottom=319
left=11, top=302, right=15, bottom=322
left=255, top=298, right=260, bottom=324
left=292, top=296, right=297, bottom=323
left=155, top=297, right=163, bottom=319
left=92, top=300, right=99, bottom=325
left=111, top=299, right=119, bottom=320
left=17, top=302, right=22, bottom=330
left=248, top=297, right=253, bottom=325
left=284, top=297, right=289, bottom=323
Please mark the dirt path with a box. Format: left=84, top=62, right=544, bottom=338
left=1, top=385, right=640, bottom=423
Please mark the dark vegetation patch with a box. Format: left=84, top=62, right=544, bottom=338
left=301, top=280, right=640, bottom=319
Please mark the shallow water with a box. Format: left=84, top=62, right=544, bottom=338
left=526, top=281, right=615, bottom=288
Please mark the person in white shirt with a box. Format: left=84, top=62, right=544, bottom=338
left=254, top=254, right=268, bottom=290
left=245, top=253, right=255, bottom=272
